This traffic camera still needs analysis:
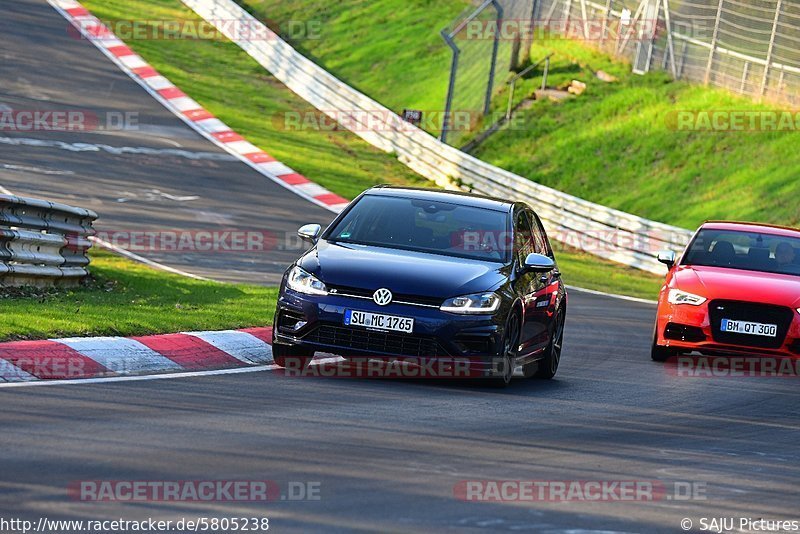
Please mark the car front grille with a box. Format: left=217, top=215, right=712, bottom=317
left=708, top=300, right=793, bottom=349
left=304, top=324, right=448, bottom=358
left=327, top=285, right=442, bottom=307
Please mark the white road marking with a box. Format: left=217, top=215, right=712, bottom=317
left=118, top=55, right=148, bottom=70
left=0, top=136, right=236, bottom=161
left=0, top=184, right=12, bottom=195
left=256, top=161, right=295, bottom=176
left=0, top=364, right=273, bottom=388
left=0, top=360, right=36, bottom=382
left=567, top=285, right=657, bottom=305
left=141, top=76, right=174, bottom=91
left=167, top=96, right=201, bottom=112
left=185, top=330, right=273, bottom=365
left=224, top=140, right=260, bottom=155
left=57, top=337, right=184, bottom=374
left=90, top=236, right=212, bottom=281
left=2, top=164, right=75, bottom=176
left=194, top=118, right=228, bottom=134
left=147, top=189, right=200, bottom=202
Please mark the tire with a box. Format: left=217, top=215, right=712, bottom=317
left=272, top=343, right=314, bottom=371
left=650, top=327, right=677, bottom=362
left=489, top=312, right=521, bottom=388
left=533, top=307, right=565, bottom=379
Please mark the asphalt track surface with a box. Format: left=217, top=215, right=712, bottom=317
left=1, top=2, right=799, bottom=533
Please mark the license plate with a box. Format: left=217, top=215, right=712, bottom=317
left=720, top=318, right=777, bottom=337
left=344, top=310, right=414, bottom=333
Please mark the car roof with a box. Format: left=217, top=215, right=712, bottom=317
left=364, top=185, right=514, bottom=212
left=701, top=221, right=800, bottom=239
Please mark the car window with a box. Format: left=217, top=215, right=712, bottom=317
left=682, top=229, right=800, bottom=276
left=514, top=210, right=535, bottom=265
left=327, top=194, right=510, bottom=262
left=528, top=210, right=551, bottom=256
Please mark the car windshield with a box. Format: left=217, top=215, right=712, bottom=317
left=682, top=228, right=800, bottom=276
left=326, top=194, right=510, bottom=262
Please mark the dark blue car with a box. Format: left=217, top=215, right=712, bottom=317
left=272, top=186, right=567, bottom=386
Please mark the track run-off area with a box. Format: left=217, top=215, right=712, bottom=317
left=0, top=1, right=798, bottom=532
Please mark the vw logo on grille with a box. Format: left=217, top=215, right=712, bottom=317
left=373, top=288, right=393, bottom=306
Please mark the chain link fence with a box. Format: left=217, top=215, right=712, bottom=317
left=536, top=0, right=800, bottom=104
left=440, top=0, right=536, bottom=146
left=440, top=0, right=799, bottom=146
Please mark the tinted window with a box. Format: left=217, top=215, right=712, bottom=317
left=528, top=210, right=550, bottom=256
left=515, top=210, right=535, bottom=264
left=327, top=194, right=510, bottom=262
left=682, top=229, right=800, bottom=276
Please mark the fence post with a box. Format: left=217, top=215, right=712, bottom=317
left=661, top=0, right=678, bottom=78
left=760, top=0, right=783, bottom=97
left=440, top=29, right=460, bottom=144
left=601, top=0, right=613, bottom=50
left=704, top=0, right=724, bottom=85
left=484, top=0, right=504, bottom=115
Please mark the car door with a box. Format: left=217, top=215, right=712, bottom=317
left=527, top=210, right=561, bottom=346
left=513, top=209, right=549, bottom=354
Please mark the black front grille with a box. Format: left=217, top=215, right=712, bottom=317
left=708, top=300, right=793, bottom=349
left=328, top=285, right=442, bottom=307
left=304, top=324, right=447, bottom=358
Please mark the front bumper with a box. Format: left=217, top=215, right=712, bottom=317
left=656, top=298, right=800, bottom=357
left=273, top=289, right=507, bottom=375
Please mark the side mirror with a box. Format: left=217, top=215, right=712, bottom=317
left=523, top=253, right=556, bottom=273
left=298, top=224, right=322, bottom=243
left=657, top=250, right=676, bottom=269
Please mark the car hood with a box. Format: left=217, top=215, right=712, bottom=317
left=298, top=240, right=509, bottom=299
left=674, top=265, right=800, bottom=308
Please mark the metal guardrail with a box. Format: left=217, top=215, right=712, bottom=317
left=183, top=0, right=694, bottom=274
left=0, top=194, right=98, bottom=286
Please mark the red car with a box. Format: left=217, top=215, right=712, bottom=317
left=652, top=221, right=800, bottom=361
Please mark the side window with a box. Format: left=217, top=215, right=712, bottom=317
left=514, top=210, right=535, bottom=265
left=528, top=211, right=551, bottom=256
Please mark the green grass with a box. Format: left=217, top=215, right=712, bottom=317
left=240, top=0, right=471, bottom=119
left=79, top=0, right=664, bottom=301
left=241, top=1, right=800, bottom=229
left=473, top=40, right=800, bottom=229
left=83, top=0, right=427, bottom=200
left=0, top=251, right=278, bottom=342
left=555, top=247, right=662, bottom=300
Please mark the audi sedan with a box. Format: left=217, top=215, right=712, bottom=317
left=272, top=186, right=567, bottom=386
left=652, top=221, right=800, bottom=361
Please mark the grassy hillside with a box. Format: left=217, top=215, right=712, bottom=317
left=246, top=1, right=800, bottom=229
left=81, top=0, right=663, bottom=300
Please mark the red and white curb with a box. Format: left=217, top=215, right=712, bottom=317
left=0, top=327, right=337, bottom=384
left=49, top=0, right=350, bottom=214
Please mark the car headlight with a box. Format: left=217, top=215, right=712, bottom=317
left=286, top=266, right=328, bottom=296
left=668, top=289, right=707, bottom=306
left=440, top=292, right=500, bottom=314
